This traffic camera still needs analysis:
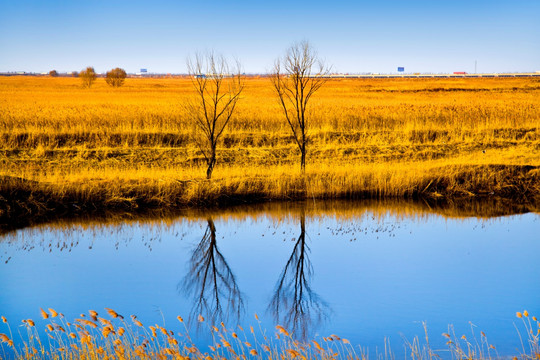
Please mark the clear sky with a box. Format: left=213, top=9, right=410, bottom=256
left=0, top=0, right=538, bottom=74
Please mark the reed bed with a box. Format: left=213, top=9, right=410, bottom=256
left=0, top=76, right=539, bottom=223
left=0, top=308, right=538, bottom=360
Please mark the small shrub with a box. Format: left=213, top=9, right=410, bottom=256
left=79, top=66, right=97, bottom=88
left=105, top=67, right=127, bottom=87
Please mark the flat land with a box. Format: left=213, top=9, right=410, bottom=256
left=0, top=76, right=539, bottom=225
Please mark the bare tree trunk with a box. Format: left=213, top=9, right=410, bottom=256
left=300, top=207, right=305, bottom=234
left=208, top=217, right=216, bottom=240
left=206, top=147, right=216, bottom=179
left=300, top=142, right=306, bottom=172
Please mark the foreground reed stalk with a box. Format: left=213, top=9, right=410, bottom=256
left=1, top=308, right=538, bottom=360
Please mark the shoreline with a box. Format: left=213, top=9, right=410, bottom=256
left=2, top=163, right=538, bottom=232
left=2, top=77, right=538, bottom=231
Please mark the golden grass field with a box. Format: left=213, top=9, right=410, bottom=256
left=0, top=76, right=539, bottom=224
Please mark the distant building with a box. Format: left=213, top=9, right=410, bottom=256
left=135, top=68, right=148, bottom=76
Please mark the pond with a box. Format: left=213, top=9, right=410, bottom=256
left=0, top=200, right=539, bottom=358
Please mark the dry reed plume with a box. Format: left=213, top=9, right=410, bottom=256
left=0, top=308, right=538, bottom=360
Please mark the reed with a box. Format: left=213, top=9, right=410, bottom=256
left=0, top=76, right=538, bottom=223
left=1, top=308, right=538, bottom=360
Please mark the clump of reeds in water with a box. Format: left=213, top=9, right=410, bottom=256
left=0, top=308, right=539, bottom=360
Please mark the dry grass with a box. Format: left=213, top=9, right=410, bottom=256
left=0, top=76, right=539, bottom=223
left=1, top=308, right=538, bottom=360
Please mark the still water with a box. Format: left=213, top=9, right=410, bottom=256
left=1, top=201, right=539, bottom=357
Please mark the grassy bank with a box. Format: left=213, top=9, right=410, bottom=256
left=1, top=308, right=538, bottom=360
left=1, top=163, right=539, bottom=226
left=1, top=76, right=539, bottom=224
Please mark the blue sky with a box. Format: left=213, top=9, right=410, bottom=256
left=0, top=0, right=538, bottom=74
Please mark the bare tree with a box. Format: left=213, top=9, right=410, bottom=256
left=271, top=41, right=330, bottom=172
left=187, top=53, right=244, bottom=179
left=79, top=66, right=97, bottom=88
left=268, top=209, right=330, bottom=340
left=179, top=218, right=244, bottom=327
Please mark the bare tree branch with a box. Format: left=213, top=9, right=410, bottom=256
left=268, top=211, right=330, bottom=340
left=180, top=218, right=244, bottom=328
left=271, top=41, right=331, bottom=172
left=187, top=52, right=244, bottom=179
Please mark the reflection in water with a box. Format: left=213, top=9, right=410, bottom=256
left=1, top=200, right=538, bottom=358
left=2, top=198, right=536, bottom=239
left=268, top=210, right=330, bottom=340
left=179, top=218, right=244, bottom=326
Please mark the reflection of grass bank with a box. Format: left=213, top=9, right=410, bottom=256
left=1, top=308, right=538, bottom=360
left=1, top=163, right=538, bottom=229
left=1, top=196, right=536, bottom=244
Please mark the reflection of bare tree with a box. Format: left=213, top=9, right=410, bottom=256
left=268, top=211, right=330, bottom=340
left=180, top=218, right=244, bottom=326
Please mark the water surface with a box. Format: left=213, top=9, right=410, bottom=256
left=1, top=200, right=539, bottom=357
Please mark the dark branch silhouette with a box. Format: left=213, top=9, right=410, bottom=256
left=268, top=211, right=330, bottom=340
left=186, top=52, right=244, bottom=179
left=271, top=41, right=331, bottom=172
left=180, top=218, right=244, bottom=327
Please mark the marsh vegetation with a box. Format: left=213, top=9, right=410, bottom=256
left=1, top=308, right=538, bottom=360
left=0, top=76, right=538, bottom=225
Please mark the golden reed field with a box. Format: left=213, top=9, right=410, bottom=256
left=0, top=76, right=539, bottom=225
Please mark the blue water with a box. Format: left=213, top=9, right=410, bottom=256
left=0, top=202, right=539, bottom=357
